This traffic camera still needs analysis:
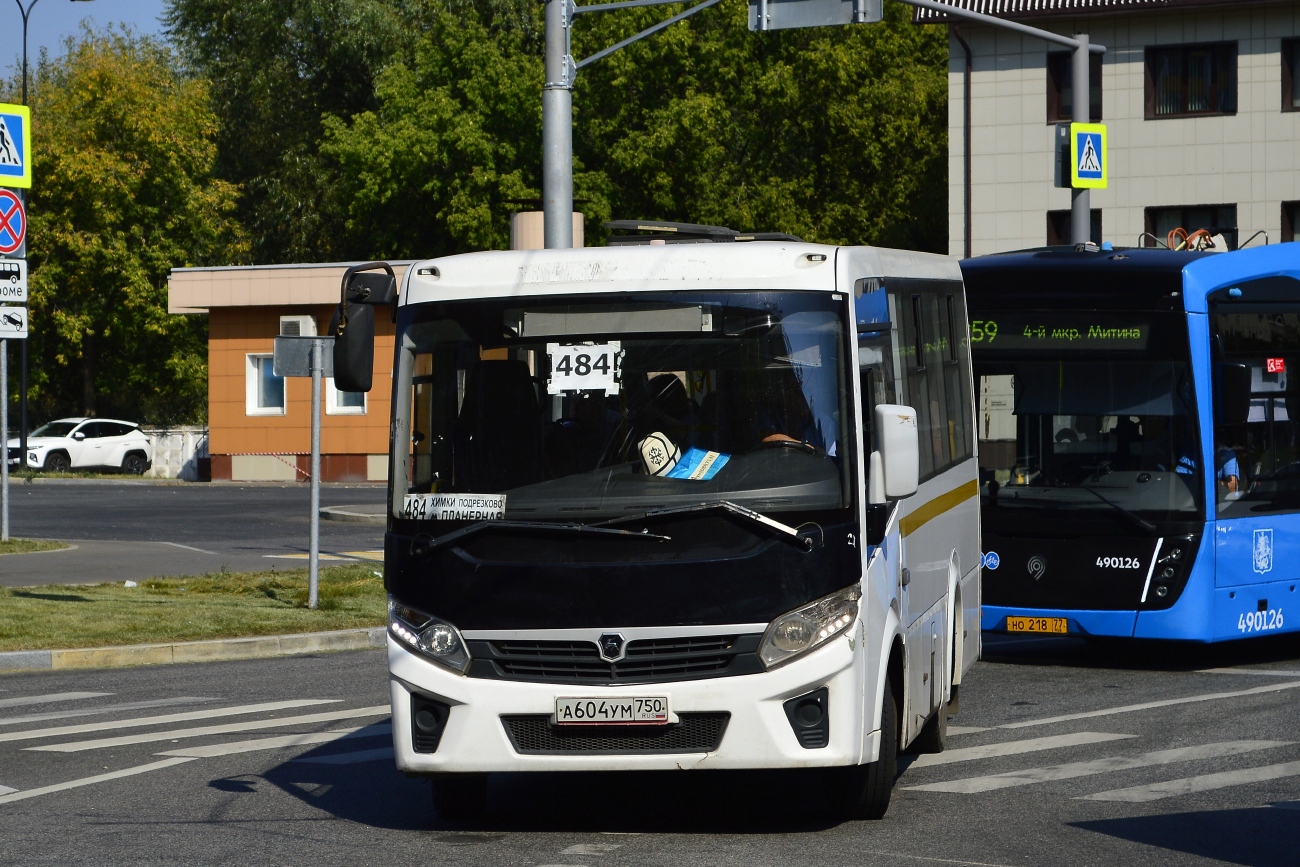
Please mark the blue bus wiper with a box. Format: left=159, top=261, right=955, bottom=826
left=592, top=500, right=816, bottom=551
left=412, top=520, right=670, bottom=556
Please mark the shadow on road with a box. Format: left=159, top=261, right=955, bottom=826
left=1072, top=804, right=1300, bottom=867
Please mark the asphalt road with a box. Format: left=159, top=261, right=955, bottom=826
left=1, top=636, right=1298, bottom=866
left=0, top=480, right=388, bottom=586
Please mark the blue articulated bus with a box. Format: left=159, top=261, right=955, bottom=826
left=962, top=244, right=1300, bottom=642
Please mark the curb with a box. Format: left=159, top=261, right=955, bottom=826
left=0, top=626, right=387, bottom=673
left=320, top=505, right=386, bottom=525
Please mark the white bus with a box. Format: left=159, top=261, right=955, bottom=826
left=332, top=227, right=981, bottom=820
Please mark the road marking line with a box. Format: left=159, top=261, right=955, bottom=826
left=0, top=692, right=111, bottom=710
left=0, top=758, right=199, bottom=806
left=947, top=725, right=990, bottom=736
left=340, top=551, right=384, bottom=561
left=156, top=724, right=391, bottom=758
left=562, top=844, right=623, bottom=855
left=291, top=747, right=395, bottom=764
left=908, top=732, right=1133, bottom=768
left=0, top=699, right=338, bottom=743
left=0, top=697, right=216, bottom=728
left=27, top=705, right=391, bottom=752
left=997, top=681, right=1300, bottom=730
left=904, top=740, right=1293, bottom=793
left=158, top=541, right=219, bottom=555
left=0, top=784, right=15, bottom=796
left=263, top=553, right=353, bottom=561
left=1198, top=667, right=1300, bottom=678
left=1080, top=759, right=1300, bottom=803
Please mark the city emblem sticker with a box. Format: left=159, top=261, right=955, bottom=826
left=1253, top=528, right=1274, bottom=574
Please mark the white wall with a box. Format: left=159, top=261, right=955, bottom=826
left=948, top=5, right=1300, bottom=256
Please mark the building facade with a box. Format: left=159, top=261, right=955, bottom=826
left=921, top=0, right=1300, bottom=256
left=168, top=263, right=410, bottom=482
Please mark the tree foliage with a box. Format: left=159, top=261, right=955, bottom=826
left=14, top=29, right=247, bottom=424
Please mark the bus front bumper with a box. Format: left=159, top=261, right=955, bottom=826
left=386, top=632, right=876, bottom=774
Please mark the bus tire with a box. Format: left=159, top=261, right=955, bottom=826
left=430, top=773, right=488, bottom=821
left=910, top=703, right=947, bottom=754
left=828, top=686, right=897, bottom=821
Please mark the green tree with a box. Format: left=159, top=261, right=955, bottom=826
left=320, top=0, right=946, bottom=256
left=13, top=29, right=247, bottom=424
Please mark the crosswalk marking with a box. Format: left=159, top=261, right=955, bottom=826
left=0, top=697, right=215, bottom=728
left=0, top=784, right=15, bottom=796
left=27, top=705, right=391, bottom=752
left=947, top=725, right=990, bottom=736
left=0, top=692, right=112, bottom=710
left=908, top=732, right=1133, bottom=768
left=290, top=747, right=395, bottom=764
left=1199, top=667, right=1300, bottom=678
left=904, top=740, right=1293, bottom=793
left=1081, top=759, right=1300, bottom=803
left=0, top=699, right=338, bottom=744
left=998, top=680, right=1300, bottom=730
left=155, top=723, right=391, bottom=758
left=0, top=758, right=199, bottom=805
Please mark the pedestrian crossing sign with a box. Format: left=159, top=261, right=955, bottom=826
left=1070, top=122, right=1106, bottom=189
left=0, top=104, right=31, bottom=189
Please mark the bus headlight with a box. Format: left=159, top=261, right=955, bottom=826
left=388, top=596, right=471, bottom=674
left=759, top=586, right=861, bottom=669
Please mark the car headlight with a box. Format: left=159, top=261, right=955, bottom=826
left=758, top=586, right=861, bottom=669
left=388, top=596, right=471, bottom=674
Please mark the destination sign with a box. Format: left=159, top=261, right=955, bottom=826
left=969, top=313, right=1150, bottom=352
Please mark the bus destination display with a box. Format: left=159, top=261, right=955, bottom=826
left=969, top=313, right=1150, bottom=351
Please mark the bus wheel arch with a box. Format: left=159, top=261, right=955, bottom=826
left=828, top=637, right=902, bottom=821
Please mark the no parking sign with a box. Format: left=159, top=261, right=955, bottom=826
left=0, top=189, right=24, bottom=256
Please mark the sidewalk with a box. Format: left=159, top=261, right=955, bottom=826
left=0, top=627, right=387, bottom=673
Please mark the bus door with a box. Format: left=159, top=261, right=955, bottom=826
left=1211, top=302, right=1300, bottom=638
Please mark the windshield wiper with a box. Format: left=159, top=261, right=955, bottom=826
left=592, top=501, right=816, bottom=551
left=1075, top=485, right=1158, bottom=534
left=411, top=520, right=670, bottom=556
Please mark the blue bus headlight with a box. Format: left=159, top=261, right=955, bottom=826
left=759, top=586, right=861, bottom=669
left=388, top=596, right=471, bottom=674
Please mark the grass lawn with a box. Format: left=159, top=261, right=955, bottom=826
left=0, top=564, right=387, bottom=652
left=0, top=538, right=70, bottom=555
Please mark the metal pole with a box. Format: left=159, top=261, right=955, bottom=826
left=1071, top=32, right=1091, bottom=246
left=18, top=0, right=36, bottom=466
left=542, top=0, right=574, bottom=249
left=1, top=339, right=8, bottom=543
left=308, top=338, right=321, bottom=610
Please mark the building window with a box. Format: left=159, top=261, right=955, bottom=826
left=1046, top=51, right=1103, bottom=122
left=1284, top=202, right=1299, bottom=243
left=327, top=381, right=367, bottom=415
left=246, top=354, right=285, bottom=415
left=1145, top=43, right=1236, bottom=118
left=1046, top=209, right=1102, bottom=246
left=1144, top=205, right=1237, bottom=249
left=1285, top=40, right=1300, bottom=112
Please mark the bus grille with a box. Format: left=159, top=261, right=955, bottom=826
left=465, top=635, right=763, bottom=684
left=501, top=713, right=730, bottom=754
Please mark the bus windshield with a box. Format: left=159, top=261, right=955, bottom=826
left=974, top=314, right=1204, bottom=528
left=392, top=291, right=851, bottom=522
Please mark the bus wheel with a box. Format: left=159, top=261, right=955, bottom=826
left=431, top=773, right=488, bottom=821
left=910, top=703, right=948, bottom=754
left=827, top=687, right=897, bottom=820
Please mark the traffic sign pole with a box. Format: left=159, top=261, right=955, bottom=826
left=2, top=338, right=8, bottom=542
left=1071, top=33, right=1090, bottom=246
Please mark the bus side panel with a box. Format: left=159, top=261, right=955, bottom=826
left=862, top=531, right=902, bottom=765
left=1132, top=531, right=1217, bottom=640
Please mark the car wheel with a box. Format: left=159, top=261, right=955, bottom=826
left=122, top=454, right=148, bottom=475
left=43, top=451, right=71, bottom=474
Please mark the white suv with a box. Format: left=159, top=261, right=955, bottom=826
left=10, top=418, right=153, bottom=474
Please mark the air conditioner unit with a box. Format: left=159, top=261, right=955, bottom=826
left=279, top=315, right=317, bottom=337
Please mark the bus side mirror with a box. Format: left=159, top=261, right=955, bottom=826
left=869, top=404, right=920, bottom=503
left=329, top=262, right=397, bottom=394
left=1216, top=362, right=1251, bottom=427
